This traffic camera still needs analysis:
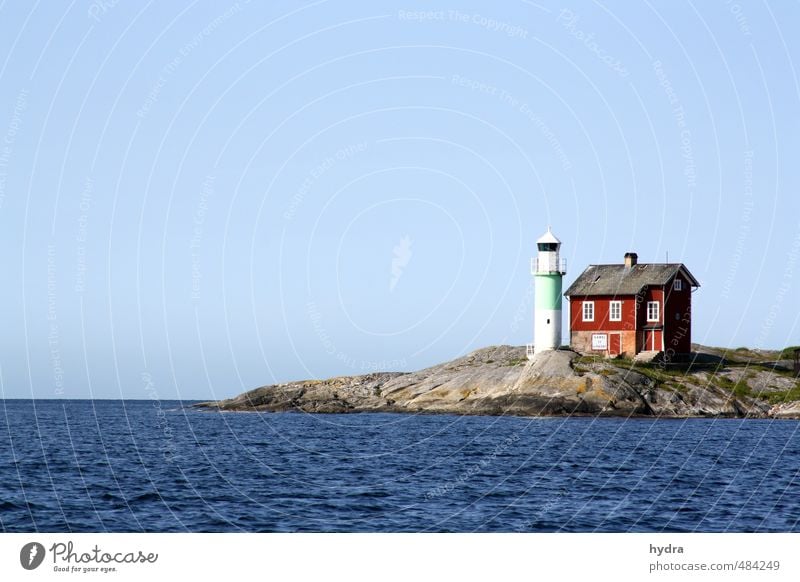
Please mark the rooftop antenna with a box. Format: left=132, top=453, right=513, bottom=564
left=666, top=250, right=669, bottom=264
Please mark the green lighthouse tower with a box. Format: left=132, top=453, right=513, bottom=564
left=527, top=227, right=566, bottom=360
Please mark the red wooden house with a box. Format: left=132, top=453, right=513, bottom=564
left=564, top=253, right=699, bottom=359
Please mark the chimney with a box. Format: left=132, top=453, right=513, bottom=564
left=624, top=252, right=638, bottom=269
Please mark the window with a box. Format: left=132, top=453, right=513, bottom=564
left=582, top=301, right=594, bottom=322
left=674, top=279, right=683, bottom=291
left=592, top=334, right=608, bottom=350
left=647, top=301, right=660, bottom=322
left=609, top=300, right=622, bottom=322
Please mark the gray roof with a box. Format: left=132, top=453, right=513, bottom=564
left=564, top=263, right=699, bottom=297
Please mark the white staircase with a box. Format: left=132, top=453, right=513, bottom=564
left=634, top=350, right=662, bottom=363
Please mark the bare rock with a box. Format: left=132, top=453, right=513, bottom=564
left=195, top=345, right=800, bottom=419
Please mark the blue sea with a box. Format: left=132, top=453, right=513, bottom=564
left=1, top=400, right=798, bottom=532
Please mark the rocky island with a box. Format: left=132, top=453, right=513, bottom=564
left=195, top=345, right=800, bottom=419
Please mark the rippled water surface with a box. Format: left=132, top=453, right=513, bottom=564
left=1, top=400, right=798, bottom=532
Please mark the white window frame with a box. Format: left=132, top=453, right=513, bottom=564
left=647, top=301, right=660, bottom=322
left=609, top=300, right=622, bottom=322
left=673, top=279, right=683, bottom=291
left=591, top=333, right=608, bottom=350
left=582, top=301, right=594, bottom=322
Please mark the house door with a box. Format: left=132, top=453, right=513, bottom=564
left=644, top=330, right=663, bottom=351
left=609, top=333, right=621, bottom=356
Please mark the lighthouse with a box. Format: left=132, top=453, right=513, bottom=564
left=527, top=227, right=566, bottom=359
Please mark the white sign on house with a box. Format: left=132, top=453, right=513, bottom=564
left=592, top=334, right=608, bottom=350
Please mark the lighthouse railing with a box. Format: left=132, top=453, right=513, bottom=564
left=531, top=257, right=567, bottom=275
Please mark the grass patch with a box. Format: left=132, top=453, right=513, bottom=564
left=574, top=355, right=605, bottom=365
left=713, top=374, right=753, bottom=397
left=777, top=346, right=800, bottom=360
left=763, top=385, right=800, bottom=405
left=714, top=375, right=734, bottom=390
left=629, top=366, right=672, bottom=385
left=750, top=363, right=797, bottom=376
left=678, top=375, right=698, bottom=386
left=506, top=358, right=527, bottom=366
left=669, top=382, right=689, bottom=394
left=733, top=381, right=752, bottom=397
left=632, top=364, right=692, bottom=384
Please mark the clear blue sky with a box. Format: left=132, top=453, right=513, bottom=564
left=1, top=1, right=798, bottom=399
